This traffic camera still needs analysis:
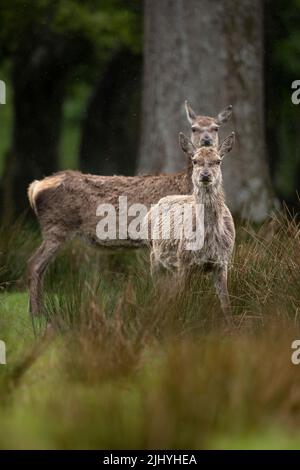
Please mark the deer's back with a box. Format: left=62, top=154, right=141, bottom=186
left=29, top=170, right=190, bottom=247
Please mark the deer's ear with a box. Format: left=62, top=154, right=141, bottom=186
left=179, top=132, right=196, bottom=156
left=219, top=132, right=235, bottom=158
left=216, top=105, right=233, bottom=125
left=185, top=100, right=197, bottom=124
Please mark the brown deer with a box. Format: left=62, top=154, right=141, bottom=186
left=27, top=103, right=232, bottom=316
left=146, top=132, right=235, bottom=322
left=185, top=101, right=232, bottom=148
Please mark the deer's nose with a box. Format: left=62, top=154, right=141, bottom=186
left=201, top=137, right=212, bottom=146
left=201, top=171, right=211, bottom=183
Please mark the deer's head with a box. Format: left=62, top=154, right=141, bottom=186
left=179, top=132, right=235, bottom=190
left=185, top=101, right=233, bottom=148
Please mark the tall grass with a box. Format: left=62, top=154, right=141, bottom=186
left=0, top=217, right=39, bottom=288
left=0, top=211, right=300, bottom=448
left=40, top=210, right=300, bottom=333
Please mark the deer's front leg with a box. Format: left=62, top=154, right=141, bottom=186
left=150, top=250, right=162, bottom=277
left=213, top=265, right=232, bottom=324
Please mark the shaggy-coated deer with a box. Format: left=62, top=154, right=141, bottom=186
left=146, top=132, right=235, bottom=321
left=27, top=103, right=232, bottom=316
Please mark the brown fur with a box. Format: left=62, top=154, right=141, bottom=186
left=28, top=175, right=65, bottom=213
left=31, top=169, right=192, bottom=246
left=185, top=101, right=232, bottom=148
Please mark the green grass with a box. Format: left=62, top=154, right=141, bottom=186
left=0, top=293, right=300, bottom=449
left=0, top=292, right=32, bottom=351
left=0, top=213, right=300, bottom=449
left=212, top=430, right=300, bottom=450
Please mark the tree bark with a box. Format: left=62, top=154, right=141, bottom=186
left=139, top=0, right=273, bottom=222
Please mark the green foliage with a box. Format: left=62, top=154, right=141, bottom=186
left=0, top=0, right=142, bottom=58
left=55, top=0, right=142, bottom=53
left=272, top=0, right=300, bottom=76
left=265, top=0, right=300, bottom=199
left=0, top=0, right=143, bottom=191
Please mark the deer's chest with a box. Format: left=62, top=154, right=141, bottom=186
left=179, top=222, right=228, bottom=269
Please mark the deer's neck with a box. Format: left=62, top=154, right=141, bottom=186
left=176, top=160, right=194, bottom=194
left=194, top=183, right=225, bottom=222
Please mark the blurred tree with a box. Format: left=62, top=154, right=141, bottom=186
left=265, top=0, right=300, bottom=210
left=1, top=0, right=299, bottom=221
left=79, top=47, right=142, bottom=176
left=0, top=0, right=140, bottom=219
left=139, top=0, right=274, bottom=222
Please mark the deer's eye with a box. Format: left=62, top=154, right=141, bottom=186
left=213, top=127, right=219, bottom=132
left=192, top=128, right=197, bottom=133
left=216, top=160, right=221, bottom=165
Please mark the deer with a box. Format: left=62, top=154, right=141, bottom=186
left=145, top=132, right=235, bottom=323
left=27, top=103, right=233, bottom=317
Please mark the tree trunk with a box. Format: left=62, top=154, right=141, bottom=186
left=1, top=54, right=65, bottom=221
left=139, top=0, right=273, bottom=222
left=12, top=59, right=64, bottom=214
left=80, top=49, right=142, bottom=176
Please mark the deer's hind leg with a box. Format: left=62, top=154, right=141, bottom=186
left=28, top=237, right=63, bottom=316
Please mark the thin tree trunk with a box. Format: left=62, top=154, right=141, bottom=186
left=80, top=49, right=142, bottom=176
left=139, top=0, right=273, bottom=222
left=1, top=54, right=65, bottom=221
left=14, top=59, right=64, bottom=213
